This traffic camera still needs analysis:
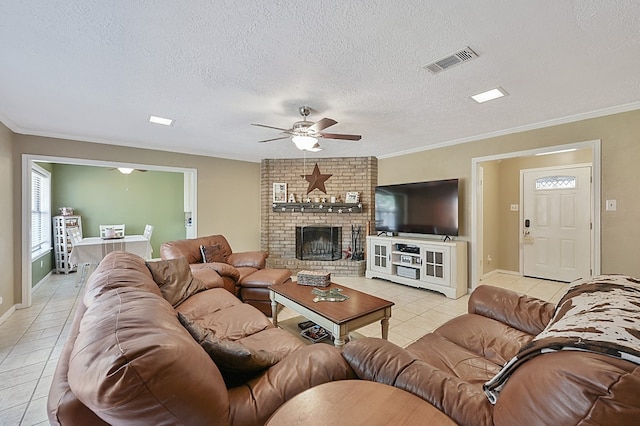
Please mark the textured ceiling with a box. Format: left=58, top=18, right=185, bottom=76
left=1, top=1, right=640, bottom=163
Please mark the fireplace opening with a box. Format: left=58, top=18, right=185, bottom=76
left=296, top=226, right=342, bottom=261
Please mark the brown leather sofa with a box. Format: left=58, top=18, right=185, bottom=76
left=160, top=234, right=290, bottom=315
left=48, top=251, right=355, bottom=425
left=343, top=284, right=640, bottom=426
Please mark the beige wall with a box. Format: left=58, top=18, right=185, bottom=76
left=380, top=109, right=640, bottom=281
left=0, top=122, right=14, bottom=318
left=480, top=161, right=500, bottom=275
left=480, top=149, right=593, bottom=275
left=11, top=134, right=260, bottom=309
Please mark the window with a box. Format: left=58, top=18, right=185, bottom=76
left=32, top=163, right=51, bottom=255
left=535, top=175, right=577, bottom=190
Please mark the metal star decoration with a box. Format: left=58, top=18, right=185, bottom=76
left=301, top=163, right=333, bottom=194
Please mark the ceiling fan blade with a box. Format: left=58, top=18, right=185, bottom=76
left=318, top=132, right=362, bottom=141
left=258, top=136, right=290, bottom=143
left=251, top=123, right=291, bottom=132
left=307, top=118, right=337, bottom=133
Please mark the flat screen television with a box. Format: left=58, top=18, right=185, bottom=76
left=374, top=178, right=459, bottom=236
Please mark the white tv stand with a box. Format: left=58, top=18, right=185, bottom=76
left=366, top=235, right=467, bottom=299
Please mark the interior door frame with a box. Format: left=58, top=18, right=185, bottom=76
left=470, top=139, right=601, bottom=289
left=519, top=163, right=594, bottom=280
left=20, top=154, right=197, bottom=309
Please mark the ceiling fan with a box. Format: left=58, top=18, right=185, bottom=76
left=252, top=106, right=362, bottom=151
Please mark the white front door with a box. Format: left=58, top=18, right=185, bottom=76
left=522, top=166, right=592, bottom=282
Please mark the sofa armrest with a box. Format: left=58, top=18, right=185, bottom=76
left=227, top=251, right=267, bottom=269
left=227, top=345, right=355, bottom=425
left=343, top=338, right=494, bottom=426
left=342, top=337, right=416, bottom=385
left=204, top=262, right=241, bottom=282
left=468, top=285, right=555, bottom=336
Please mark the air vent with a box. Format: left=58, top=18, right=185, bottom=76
left=423, top=47, right=478, bottom=74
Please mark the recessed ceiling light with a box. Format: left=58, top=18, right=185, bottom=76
left=471, top=87, right=508, bottom=103
left=149, top=115, right=174, bottom=126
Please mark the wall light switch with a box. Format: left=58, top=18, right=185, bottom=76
left=606, top=199, right=617, bottom=211
left=510, top=204, right=519, bottom=211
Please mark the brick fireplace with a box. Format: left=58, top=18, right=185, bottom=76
left=261, top=157, right=377, bottom=276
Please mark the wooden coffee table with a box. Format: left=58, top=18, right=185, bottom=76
left=266, top=380, right=457, bottom=425
left=269, top=281, right=393, bottom=348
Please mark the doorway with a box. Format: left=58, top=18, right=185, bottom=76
left=470, top=140, right=601, bottom=288
left=20, top=154, right=197, bottom=309
left=522, top=165, right=592, bottom=281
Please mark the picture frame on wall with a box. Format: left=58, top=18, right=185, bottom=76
left=345, top=191, right=360, bottom=203
left=273, top=183, right=287, bottom=203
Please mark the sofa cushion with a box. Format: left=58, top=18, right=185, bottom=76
left=146, top=257, right=208, bottom=307
left=240, top=268, right=291, bottom=288
left=227, top=251, right=267, bottom=269
left=236, top=327, right=305, bottom=358
left=200, top=243, right=231, bottom=263
left=178, top=313, right=283, bottom=379
left=427, top=313, right=536, bottom=367
left=178, top=313, right=284, bottom=388
left=161, top=235, right=233, bottom=264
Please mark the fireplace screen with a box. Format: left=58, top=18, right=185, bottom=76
left=296, top=226, right=342, bottom=261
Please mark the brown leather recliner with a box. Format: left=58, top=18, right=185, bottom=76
left=160, top=235, right=291, bottom=315
left=342, top=284, right=640, bottom=426
left=48, top=251, right=355, bottom=425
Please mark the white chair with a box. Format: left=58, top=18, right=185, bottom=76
left=100, top=224, right=125, bottom=238
left=143, top=224, right=154, bottom=240
left=67, top=227, right=82, bottom=245
left=143, top=224, right=154, bottom=255
left=67, top=228, right=91, bottom=286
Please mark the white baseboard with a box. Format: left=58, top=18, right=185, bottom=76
left=0, top=304, right=17, bottom=326
left=480, top=269, right=520, bottom=280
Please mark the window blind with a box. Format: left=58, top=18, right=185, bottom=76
left=31, top=165, right=51, bottom=253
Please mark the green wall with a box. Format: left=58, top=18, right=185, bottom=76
left=51, top=164, right=185, bottom=258
left=32, top=254, right=53, bottom=286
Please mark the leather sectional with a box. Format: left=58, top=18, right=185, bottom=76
left=343, top=282, right=640, bottom=425
left=160, top=234, right=289, bottom=316
left=47, top=251, right=355, bottom=425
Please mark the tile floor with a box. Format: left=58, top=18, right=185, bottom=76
left=0, top=271, right=568, bottom=425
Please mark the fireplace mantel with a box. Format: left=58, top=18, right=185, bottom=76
left=272, top=202, right=363, bottom=214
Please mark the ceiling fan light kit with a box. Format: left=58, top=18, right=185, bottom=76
left=292, top=135, right=318, bottom=151
left=253, top=106, right=362, bottom=152
left=308, top=143, right=322, bottom=152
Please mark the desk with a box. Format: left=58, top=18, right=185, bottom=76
left=69, top=235, right=152, bottom=265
